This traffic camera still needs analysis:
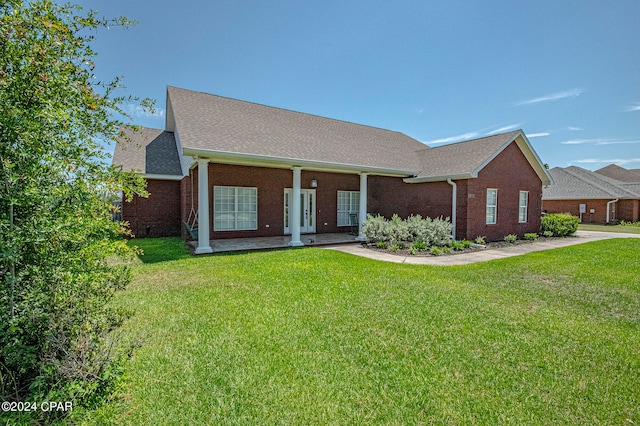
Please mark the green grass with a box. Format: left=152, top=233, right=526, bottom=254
left=579, top=223, right=640, bottom=234
left=72, top=237, right=640, bottom=425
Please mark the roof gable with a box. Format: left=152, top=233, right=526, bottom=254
left=113, top=127, right=182, bottom=177
left=406, top=130, right=552, bottom=185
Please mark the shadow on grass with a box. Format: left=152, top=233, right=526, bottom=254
left=130, top=237, right=309, bottom=264
left=129, top=237, right=193, bottom=264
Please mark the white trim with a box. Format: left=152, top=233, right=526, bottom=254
left=213, top=186, right=258, bottom=231
left=518, top=191, right=529, bottom=223
left=284, top=189, right=316, bottom=234
left=486, top=188, right=498, bottom=225
left=181, top=148, right=414, bottom=177
left=142, top=174, right=184, bottom=181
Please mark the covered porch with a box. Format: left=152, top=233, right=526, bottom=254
left=187, top=232, right=360, bottom=254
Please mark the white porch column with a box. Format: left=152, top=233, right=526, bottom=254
left=289, top=166, right=303, bottom=246
left=195, top=158, right=213, bottom=254
left=357, top=172, right=368, bottom=241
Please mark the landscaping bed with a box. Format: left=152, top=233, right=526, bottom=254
left=362, top=235, right=565, bottom=257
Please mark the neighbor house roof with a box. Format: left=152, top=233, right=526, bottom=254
left=594, top=164, right=640, bottom=182
left=165, top=86, right=426, bottom=175
left=113, top=127, right=182, bottom=178
left=543, top=166, right=640, bottom=200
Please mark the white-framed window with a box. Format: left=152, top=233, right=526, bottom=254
left=337, top=190, right=359, bottom=226
left=519, top=191, right=529, bottom=223
left=486, top=188, right=498, bottom=224
left=214, top=186, right=257, bottom=231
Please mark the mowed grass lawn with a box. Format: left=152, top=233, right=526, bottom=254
left=579, top=223, right=640, bottom=234
left=75, top=238, right=640, bottom=425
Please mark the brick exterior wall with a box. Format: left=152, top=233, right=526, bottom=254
left=183, top=164, right=361, bottom=240
left=127, top=141, right=544, bottom=242
left=465, top=142, right=543, bottom=241
left=543, top=198, right=639, bottom=223
left=122, top=179, right=181, bottom=237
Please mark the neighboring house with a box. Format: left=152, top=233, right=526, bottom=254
left=542, top=166, right=640, bottom=223
left=113, top=86, right=552, bottom=253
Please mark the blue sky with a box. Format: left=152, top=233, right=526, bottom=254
left=92, top=0, right=640, bottom=170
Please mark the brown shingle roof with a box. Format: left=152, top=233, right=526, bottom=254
left=412, top=131, right=521, bottom=180
left=594, top=164, right=640, bottom=182
left=543, top=166, right=640, bottom=200
left=113, top=127, right=182, bottom=176
left=166, top=86, right=426, bottom=173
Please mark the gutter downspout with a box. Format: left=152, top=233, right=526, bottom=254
left=606, top=199, right=618, bottom=223
left=447, top=178, right=457, bottom=241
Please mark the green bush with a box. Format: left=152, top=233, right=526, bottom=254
left=362, top=214, right=389, bottom=242
left=430, top=246, right=442, bottom=256
left=474, top=236, right=487, bottom=245
left=442, top=246, right=451, bottom=254
left=504, top=234, right=518, bottom=243
left=363, top=214, right=453, bottom=247
left=461, top=240, right=472, bottom=248
left=452, top=241, right=465, bottom=251
left=543, top=230, right=554, bottom=238
left=376, top=240, right=388, bottom=249
left=541, top=213, right=579, bottom=237
left=524, top=233, right=538, bottom=241
left=412, top=241, right=427, bottom=251
left=620, top=220, right=640, bottom=227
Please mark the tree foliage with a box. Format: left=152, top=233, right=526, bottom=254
left=0, top=0, right=148, bottom=420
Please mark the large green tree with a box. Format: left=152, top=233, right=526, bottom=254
left=0, top=0, right=148, bottom=419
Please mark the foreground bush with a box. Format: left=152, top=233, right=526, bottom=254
left=362, top=214, right=453, bottom=246
left=0, top=1, right=148, bottom=422
left=541, top=213, right=579, bottom=237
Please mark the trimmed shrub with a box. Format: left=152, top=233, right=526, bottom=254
left=363, top=213, right=453, bottom=247
left=362, top=214, right=388, bottom=242
left=524, top=233, right=538, bottom=241
left=430, top=246, right=442, bottom=256
left=412, top=240, right=427, bottom=251
left=541, top=213, right=579, bottom=237
left=504, top=234, right=518, bottom=243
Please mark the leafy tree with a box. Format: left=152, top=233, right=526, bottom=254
left=0, top=0, right=148, bottom=420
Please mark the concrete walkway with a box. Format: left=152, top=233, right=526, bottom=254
left=323, top=230, right=640, bottom=265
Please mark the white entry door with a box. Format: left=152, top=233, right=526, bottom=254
left=284, top=189, right=316, bottom=234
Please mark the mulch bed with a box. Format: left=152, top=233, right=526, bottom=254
left=362, top=236, right=564, bottom=257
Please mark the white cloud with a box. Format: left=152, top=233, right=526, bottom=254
left=426, top=132, right=479, bottom=145
left=567, top=126, right=583, bottom=131
left=126, top=103, right=165, bottom=119
left=487, top=123, right=522, bottom=135
left=516, top=88, right=584, bottom=106
left=623, top=103, right=640, bottom=112
left=527, top=132, right=550, bottom=138
left=561, top=137, right=640, bottom=145
left=574, top=158, right=640, bottom=165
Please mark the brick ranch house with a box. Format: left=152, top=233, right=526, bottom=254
left=543, top=165, right=640, bottom=223
left=113, top=86, right=552, bottom=254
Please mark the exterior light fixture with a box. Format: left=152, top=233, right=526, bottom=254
left=311, top=179, right=318, bottom=188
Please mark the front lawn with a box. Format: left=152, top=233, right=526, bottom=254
left=579, top=223, right=640, bottom=234
left=73, top=238, right=640, bottom=425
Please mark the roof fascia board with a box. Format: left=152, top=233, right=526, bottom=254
left=469, top=132, right=553, bottom=186
left=543, top=196, right=635, bottom=200
left=165, top=87, right=175, bottom=132
left=142, top=173, right=184, bottom=181
left=404, top=173, right=473, bottom=183
left=182, top=148, right=415, bottom=177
